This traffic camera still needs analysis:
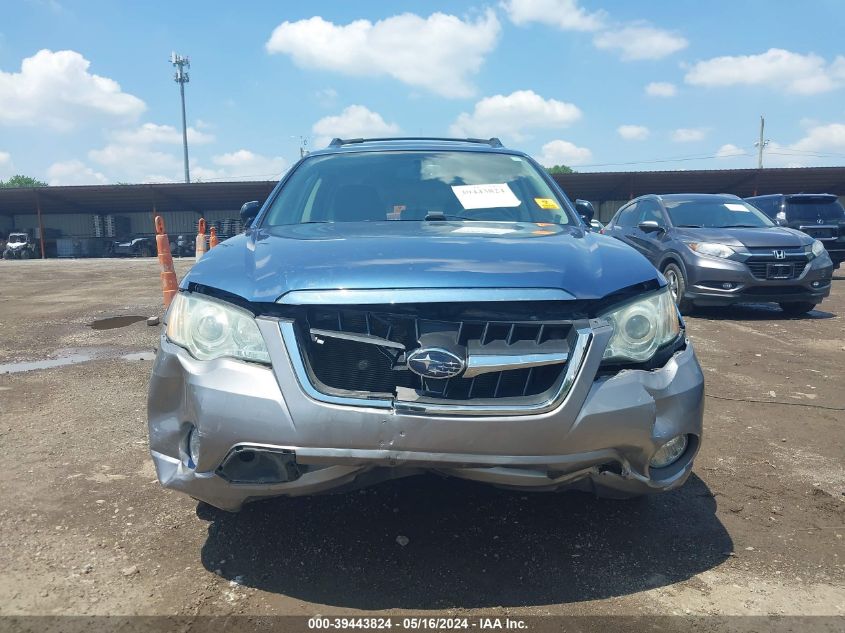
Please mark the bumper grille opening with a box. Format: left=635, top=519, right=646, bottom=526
left=216, top=447, right=301, bottom=484
left=746, top=260, right=808, bottom=280
left=299, top=306, right=574, bottom=403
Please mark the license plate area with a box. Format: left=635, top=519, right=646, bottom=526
left=767, top=263, right=793, bottom=279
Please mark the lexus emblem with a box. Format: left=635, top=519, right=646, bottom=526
left=773, top=249, right=786, bottom=260
left=406, top=348, right=465, bottom=379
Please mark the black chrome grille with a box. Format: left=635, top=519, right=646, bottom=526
left=746, top=260, right=808, bottom=280
left=299, top=307, right=572, bottom=401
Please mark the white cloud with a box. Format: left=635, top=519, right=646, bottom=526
left=671, top=128, right=707, bottom=143
left=266, top=10, right=500, bottom=98
left=46, top=159, right=108, bottom=185
left=617, top=124, right=649, bottom=141
left=789, top=123, right=845, bottom=153
left=449, top=90, right=581, bottom=140
left=594, top=23, right=688, bottom=61
left=193, top=150, right=288, bottom=182
left=501, top=0, right=606, bottom=31
left=0, top=49, right=145, bottom=130
left=0, top=151, right=13, bottom=179
left=314, top=87, right=338, bottom=106
left=537, top=139, right=592, bottom=167
left=88, top=143, right=182, bottom=183
left=312, top=105, right=400, bottom=148
left=645, top=81, right=677, bottom=97
left=684, top=48, right=845, bottom=95
left=111, top=123, right=214, bottom=145
left=715, top=144, right=747, bottom=159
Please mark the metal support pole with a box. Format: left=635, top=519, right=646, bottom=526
left=34, top=190, right=45, bottom=259
left=180, top=81, right=190, bottom=183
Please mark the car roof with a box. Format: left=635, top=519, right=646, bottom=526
left=655, top=193, right=741, bottom=202
left=306, top=137, right=527, bottom=158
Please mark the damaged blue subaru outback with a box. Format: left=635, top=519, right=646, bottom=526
left=147, top=138, right=704, bottom=511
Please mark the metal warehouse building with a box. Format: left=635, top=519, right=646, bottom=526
left=1, top=166, right=843, bottom=258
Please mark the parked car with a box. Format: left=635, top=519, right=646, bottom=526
left=3, top=231, right=38, bottom=259
left=604, top=193, right=833, bottom=315
left=169, top=234, right=196, bottom=258
left=745, top=193, right=845, bottom=269
left=110, top=234, right=157, bottom=257
left=147, top=137, right=704, bottom=511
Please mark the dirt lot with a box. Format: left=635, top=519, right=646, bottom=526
left=0, top=259, right=843, bottom=621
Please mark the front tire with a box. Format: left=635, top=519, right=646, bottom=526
left=663, top=263, right=693, bottom=314
left=779, top=302, right=817, bottom=316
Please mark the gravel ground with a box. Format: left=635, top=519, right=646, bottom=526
left=0, top=258, right=842, bottom=622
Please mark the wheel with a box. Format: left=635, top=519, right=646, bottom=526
left=662, top=263, right=693, bottom=314
left=20, top=249, right=31, bottom=259
left=2, top=250, right=11, bottom=260
left=779, top=302, right=817, bottom=316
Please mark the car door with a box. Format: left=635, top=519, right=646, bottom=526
left=627, top=198, right=668, bottom=265
left=607, top=201, right=639, bottom=248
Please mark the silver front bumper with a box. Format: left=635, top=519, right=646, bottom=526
left=147, top=318, right=705, bottom=511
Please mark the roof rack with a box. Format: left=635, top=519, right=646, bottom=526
left=328, top=136, right=504, bottom=148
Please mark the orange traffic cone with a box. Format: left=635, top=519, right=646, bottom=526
left=155, top=216, right=178, bottom=309
left=209, top=226, right=219, bottom=249
left=195, top=218, right=207, bottom=260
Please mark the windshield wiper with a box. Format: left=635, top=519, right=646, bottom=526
left=423, top=211, right=475, bottom=221
left=721, top=224, right=760, bottom=228
left=676, top=224, right=702, bottom=228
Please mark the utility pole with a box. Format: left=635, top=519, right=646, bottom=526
left=291, top=135, right=309, bottom=158
left=171, top=52, right=191, bottom=183
left=755, top=115, right=769, bottom=169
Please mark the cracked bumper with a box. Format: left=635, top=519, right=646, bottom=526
left=148, top=327, right=704, bottom=511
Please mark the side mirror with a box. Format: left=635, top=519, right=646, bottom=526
left=638, top=220, right=664, bottom=233
left=240, top=200, right=261, bottom=228
left=574, top=199, right=595, bottom=225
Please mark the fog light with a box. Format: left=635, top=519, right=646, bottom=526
left=650, top=435, right=688, bottom=469
left=187, top=426, right=200, bottom=468
left=811, top=280, right=821, bottom=288
left=722, top=282, right=734, bottom=290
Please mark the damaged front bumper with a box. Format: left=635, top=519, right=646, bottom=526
left=148, top=318, right=704, bottom=511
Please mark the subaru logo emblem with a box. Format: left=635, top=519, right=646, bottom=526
left=406, top=348, right=465, bottom=379
left=773, top=249, right=786, bottom=260
left=818, top=218, right=824, bottom=224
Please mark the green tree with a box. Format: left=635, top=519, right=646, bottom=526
left=545, top=165, right=575, bottom=175
left=0, top=174, right=48, bottom=188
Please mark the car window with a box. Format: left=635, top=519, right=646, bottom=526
left=746, top=197, right=775, bottom=217
left=664, top=199, right=774, bottom=228
left=262, top=151, right=575, bottom=226
left=615, top=202, right=639, bottom=227
left=637, top=199, right=665, bottom=226
left=785, top=198, right=845, bottom=222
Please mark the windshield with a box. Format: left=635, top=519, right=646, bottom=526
left=9, top=234, right=26, bottom=243
left=262, top=151, right=573, bottom=226
left=665, top=199, right=774, bottom=228
left=786, top=198, right=845, bottom=222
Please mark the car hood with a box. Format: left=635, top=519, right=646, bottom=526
left=183, top=221, right=660, bottom=304
left=673, top=226, right=811, bottom=249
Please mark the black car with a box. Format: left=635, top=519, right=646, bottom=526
left=604, top=193, right=833, bottom=314
left=110, top=234, right=157, bottom=257
left=745, top=193, right=845, bottom=268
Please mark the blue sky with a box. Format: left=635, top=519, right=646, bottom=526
left=2, top=0, right=845, bottom=185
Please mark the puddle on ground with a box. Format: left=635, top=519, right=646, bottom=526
left=0, top=347, right=156, bottom=374
left=89, top=315, right=147, bottom=330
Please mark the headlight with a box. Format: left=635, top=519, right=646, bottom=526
left=601, top=289, right=681, bottom=363
left=810, top=240, right=826, bottom=258
left=685, top=241, right=735, bottom=259
left=166, top=292, right=270, bottom=364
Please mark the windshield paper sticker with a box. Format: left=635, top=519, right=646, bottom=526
left=534, top=198, right=560, bottom=210
left=451, top=183, right=521, bottom=210
left=724, top=203, right=748, bottom=211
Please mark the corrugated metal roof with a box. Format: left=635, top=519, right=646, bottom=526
left=1, top=166, right=844, bottom=216
left=0, top=181, right=277, bottom=216
left=553, top=166, right=845, bottom=201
